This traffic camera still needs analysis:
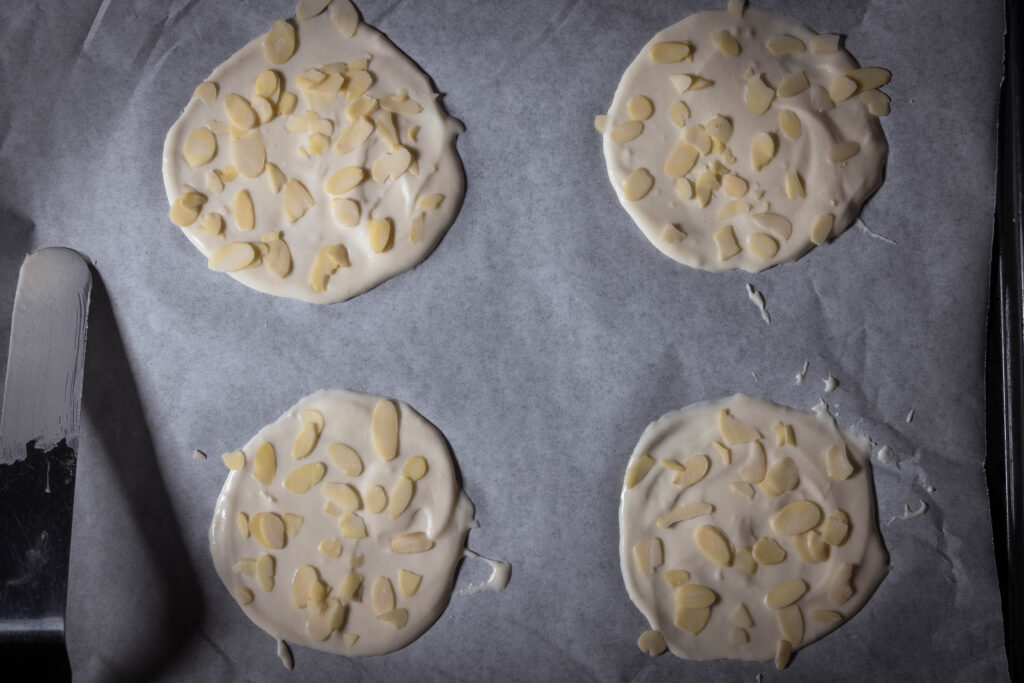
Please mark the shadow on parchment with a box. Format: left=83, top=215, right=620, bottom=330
left=78, top=270, right=203, bottom=679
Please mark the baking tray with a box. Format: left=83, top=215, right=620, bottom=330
left=988, top=0, right=1024, bottom=678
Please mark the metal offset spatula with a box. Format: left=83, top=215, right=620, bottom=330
left=0, top=248, right=91, bottom=679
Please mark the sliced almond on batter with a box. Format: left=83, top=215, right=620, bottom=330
left=730, top=603, right=754, bottom=628
left=751, top=212, right=792, bottom=240
left=675, top=584, right=717, bottom=609
left=664, top=141, right=699, bottom=178
left=721, top=174, right=747, bottom=198
left=282, top=179, right=315, bottom=223
left=193, top=80, right=218, bottom=104
left=828, top=563, right=855, bottom=605
left=197, top=212, right=224, bottom=236
left=673, top=454, right=710, bottom=489
left=184, top=128, right=217, bottom=168
left=170, top=191, right=206, bottom=227
left=750, top=132, right=775, bottom=171
left=593, top=114, right=608, bottom=133
left=371, top=576, right=396, bottom=614
left=730, top=481, right=754, bottom=500
left=231, top=130, right=265, bottom=177
left=824, top=509, right=851, bottom=546
left=391, top=532, right=434, bottom=553
left=251, top=512, right=285, bottom=549
left=609, top=119, right=644, bottom=144
left=633, top=537, right=663, bottom=577
left=328, top=443, right=363, bottom=476
left=256, top=553, right=275, bottom=591
left=733, top=547, right=757, bottom=575
left=396, top=569, right=422, bottom=598
left=627, top=95, right=654, bottom=121
left=637, top=630, right=667, bottom=656
left=209, top=243, right=256, bottom=272
left=827, top=141, right=860, bottom=163
left=706, top=114, right=733, bottom=145
left=683, top=125, right=712, bottom=155
left=344, top=69, right=374, bottom=101
left=828, top=75, right=858, bottom=103
left=309, top=244, right=350, bottom=292
left=234, top=585, right=254, bottom=605
left=848, top=67, right=892, bottom=92
left=729, top=627, right=749, bottom=644
left=264, top=237, right=292, bottom=278
left=674, top=606, right=710, bottom=635
left=334, top=117, right=374, bottom=155
left=307, top=598, right=347, bottom=641
left=318, top=537, right=343, bottom=558
left=331, top=198, right=361, bottom=227
left=292, top=421, right=320, bottom=460
left=766, top=35, right=806, bottom=55
left=775, top=639, right=792, bottom=669
left=623, top=168, right=654, bottom=201
left=776, top=605, right=804, bottom=643
left=339, top=512, right=367, bottom=539
left=371, top=399, right=399, bottom=461
left=806, top=529, right=830, bottom=562
left=329, top=0, right=359, bottom=36
left=744, top=73, right=774, bottom=116
left=779, top=109, right=802, bottom=139
left=337, top=572, right=363, bottom=602
left=760, top=456, right=799, bottom=496
left=668, top=100, right=690, bottom=127
left=739, top=441, right=767, bottom=483
left=322, top=482, right=361, bottom=511
left=626, top=454, right=655, bottom=488
left=747, top=233, right=778, bottom=260
left=252, top=442, right=276, bottom=485
left=664, top=570, right=690, bottom=587
left=371, top=146, right=413, bottom=183
left=784, top=169, right=806, bottom=199
left=713, top=30, right=741, bottom=56
left=713, top=225, right=741, bottom=261
left=694, top=525, right=732, bottom=566
left=368, top=218, right=393, bottom=253
left=810, top=609, right=843, bottom=624
left=776, top=72, right=809, bottom=99
left=388, top=476, right=414, bottom=519
left=771, top=500, right=822, bottom=536
left=712, top=441, right=732, bottom=465
left=752, top=537, right=786, bottom=565
left=283, top=513, right=303, bottom=538
left=361, top=485, right=386, bottom=514
left=765, top=578, right=808, bottom=609
left=675, top=178, right=693, bottom=200
left=810, top=84, right=835, bottom=113
left=223, top=93, right=256, bottom=130
left=283, top=461, right=326, bottom=494
left=236, top=512, right=250, bottom=538
left=264, top=19, right=296, bottom=64
left=860, top=89, right=891, bottom=116
left=377, top=608, right=409, bottom=630
left=325, top=167, right=366, bottom=195
left=825, top=444, right=855, bottom=480
left=650, top=42, right=692, bottom=63
left=656, top=501, right=713, bottom=528
left=811, top=34, right=840, bottom=54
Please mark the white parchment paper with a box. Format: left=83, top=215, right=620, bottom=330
left=0, top=0, right=1007, bottom=680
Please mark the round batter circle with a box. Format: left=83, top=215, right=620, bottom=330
left=602, top=7, right=888, bottom=272
left=619, top=394, right=888, bottom=663
left=209, top=389, right=474, bottom=657
left=163, top=6, right=465, bottom=303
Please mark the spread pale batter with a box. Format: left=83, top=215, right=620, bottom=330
left=163, top=0, right=464, bottom=303
left=601, top=4, right=890, bottom=272
left=209, top=389, right=476, bottom=658
left=619, top=394, right=887, bottom=668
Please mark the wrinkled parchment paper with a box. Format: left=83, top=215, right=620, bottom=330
left=0, top=0, right=1007, bottom=680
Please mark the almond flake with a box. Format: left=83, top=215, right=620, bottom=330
left=371, top=576, right=396, bottom=615
left=848, top=67, right=892, bottom=92
left=327, top=443, right=363, bottom=476
left=713, top=225, right=741, bottom=261
left=398, top=569, right=422, bottom=597
left=193, top=80, right=218, bottom=104
left=747, top=233, right=778, bottom=260
left=828, top=563, right=855, bottom=605
left=733, top=547, right=757, bottom=575
left=623, top=168, right=654, bottom=201
left=184, top=128, right=217, bottom=168
left=661, top=223, right=686, bottom=244
left=811, top=34, right=840, bottom=54
left=322, top=482, right=361, bottom=511
left=388, top=476, right=414, bottom=519
left=825, top=444, right=855, bottom=480
left=626, top=454, right=656, bottom=488
left=669, top=100, right=690, bottom=127
left=810, top=609, right=843, bottom=624
left=672, top=454, right=711, bottom=489
left=627, top=95, right=654, bottom=121
left=633, top=536, right=663, bottom=577
left=712, top=30, right=741, bottom=56
left=664, top=141, right=699, bottom=178
left=329, top=0, right=360, bottom=36
left=771, top=500, right=822, bottom=536
left=729, top=627, right=749, bottom=644
left=694, top=525, right=732, bottom=566
left=664, top=569, right=690, bottom=587
left=336, top=572, right=363, bottom=602
left=752, top=537, right=787, bottom=565
left=231, top=130, right=265, bottom=177
left=824, top=509, right=851, bottom=546
left=674, top=584, right=717, bottom=609
left=377, top=608, right=409, bottom=630
left=712, top=441, right=732, bottom=465
left=318, top=537, right=343, bottom=558
left=675, top=178, right=693, bottom=200
left=331, top=198, right=361, bottom=227
left=283, top=461, right=326, bottom=494
left=744, top=73, right=774, bottom=116
left=829, top=75, right=858, bottom=103
left=860, top=89, right=891, bottom=116
left=751, top=212, right=792, bottom=240
left=367, top=217, right=393, bottom=252
left=594, top=114, right=608, bottom=133
left=256, top=553, right=275, bottom=591
left=224, top=93, right=256, bottom=130
left=610, top=120, right=643, bottom=143
left=236, top=512, right=250, bottom=538
left=730, top=603, right=754, bottom=628
left=750, top=132, right=776, bottom=171
left=777, top=72, right=809, bottom=98
left=760, top=456, right=799, bottom=496
left=391, top=531, right=434, bottom=553
left=730, top=481, right=755, bottom=500
left=197, top=212, right=224, bottom=235
left=252, top=442, right=276, bottom=485
left=674, top=606, right=710, bottom=635
left=334, top=117, right=374, bottom=155
left=806, top=529, right=830, bottom=562
left=810, top=84, right=835, bottom=113
left=776, top=605, right=804, bottom=643
left=650, top=42, right=692, bottom=63
left=656, top=501, right=713, bottom=528
left=828, top=141, right=861, bottom=163
left=264, top=19, right=296, bottom=64
left=765, top=578, right=808, bottom=609
left=339, top=512, right=367, bottom=539
left=779, top=109, right=802, bottom=139
left=251, top=512, right=285, bottom=550
left=775, top=639, right=793, bottom=669
left=208, top=243, right=256, bottom=272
